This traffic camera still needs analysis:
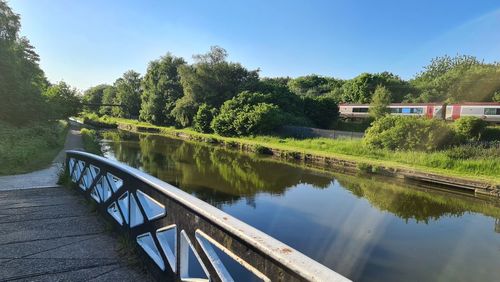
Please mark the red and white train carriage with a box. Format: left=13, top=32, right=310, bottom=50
left=339, top=102, right=500, bottom=123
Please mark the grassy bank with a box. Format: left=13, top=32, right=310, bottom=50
left=87, top=116, right=500, bottom=185
left=80, top=128, right=103, bottom=155
left=0, top=121, right=68, bottom=175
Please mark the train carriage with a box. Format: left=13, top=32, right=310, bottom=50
left=339, top=103, right=445, bottom=119
left=445, top=103, right=500, bottom=123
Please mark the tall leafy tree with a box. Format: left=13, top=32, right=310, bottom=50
left=140, top=54, right=186, bottom=124
left=0, top=0, right=48, bottom=124
left=288, top=75, right=343, bottom=97
left=173, top=46, right=259, bottom=126
left=369, top=85, right=392, bottom=119
left=99, top=86, right=117, bottom=116
left=43, top=82, right=81, bottom=119
left=410, top=55, right=500, bottom=102
left=341, top=72, right=413, bottom=103
left=82, top=84, right=110, bottom=114
left=113, top=70, right=142, bottom=118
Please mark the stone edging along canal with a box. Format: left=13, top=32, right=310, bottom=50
left=111, top=123, right=500, bottom=198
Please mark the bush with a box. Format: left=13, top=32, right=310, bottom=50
left=364, top=115, right=457, bottom=151
left=193, top=104, right=216, bottom=133
left=82, top=113, right=117, bottom=128
left=211, top=92, right=285, bottom=136
left=454, top=116, right=487, bottom=141
left=481, top=126, right=500, bottom=141
left=302, top=96, right=339, bottom=129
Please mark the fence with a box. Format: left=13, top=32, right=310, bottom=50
left=278, top=126, right=364, bottom=139
left=66, top=150, right=349, bottom=282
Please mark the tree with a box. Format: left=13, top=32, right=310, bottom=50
left=369, top=85, right=392, bottom=119
left=173, top=46, right=259, bottom=126
left=193, top=104, right=217, bottom=133
left=82, top=84, right=109, bottom=114
left=211, top=91, right=284, bottom=136
left=287, top=75, right=343, bottom=97
left=0, top=0, right=48, bottom=124
left=409, top=54, right=500, bottom=102
left=302, top=96, right=339, bottom=128
left=112, top=70, right=142, bottom=118
left=99, top=86, right=117, bottom=116
left=341, top=72, right=412, bottom=103
left=140, top=54, right=186, bottom=125
left=42, top=82, right=81, bottom=119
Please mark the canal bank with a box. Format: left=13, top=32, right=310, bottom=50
left=109, top=121, right=499, bottom=197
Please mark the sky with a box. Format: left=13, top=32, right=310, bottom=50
left=9, top=0, right=500, bottom=90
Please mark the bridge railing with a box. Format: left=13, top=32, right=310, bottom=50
left=66, top=150, right=349, bottom=282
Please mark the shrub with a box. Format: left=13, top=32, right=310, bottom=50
left=211, top=92, right=285, bottom=136
left=454, top=116, right=487, bottom=141
left=364, top=115, right=457, bottom=151
left=481, top=126, right=500, bottom=141
left=302, top=96, right=339, bottom=129
left=193, top=104, right=216, bottom=133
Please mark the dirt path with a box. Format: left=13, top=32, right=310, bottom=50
left=0, top=121, right=84, bottom=191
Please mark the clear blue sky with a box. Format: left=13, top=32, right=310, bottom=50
left=9, top=0, right=500, bottom=90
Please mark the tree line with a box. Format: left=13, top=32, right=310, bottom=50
left=83, top=46, right=500, bottom=136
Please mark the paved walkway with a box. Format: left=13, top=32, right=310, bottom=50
left=0, top=122, right=152, bottom=281
left=0, top=187, right=151, bottom=281
left=0, top=121, right=84, bottom=191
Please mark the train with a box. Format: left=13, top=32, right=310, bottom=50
left=339, top=102, right=500, bottom=123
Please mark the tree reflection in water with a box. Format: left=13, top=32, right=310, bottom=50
left=101, top=130, right=500, bottom=221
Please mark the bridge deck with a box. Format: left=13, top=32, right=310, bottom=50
left=0, top=186, right=151, bottom=281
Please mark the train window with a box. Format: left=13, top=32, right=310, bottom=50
left=390, top=108, right=402, bottom=113
left=402, top=108, right=411, bottom=114
left=412, top=108, right=423, bottom=114
left=484, top=108, right=500, bottom=115
left=353, top=108, right=369, bottom=113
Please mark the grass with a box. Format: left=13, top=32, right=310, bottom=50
left=96, top=116, right=500, bottom=184
left=0, top=120, right=68, bottom=175
left=80, top=128, right=103, bottom=155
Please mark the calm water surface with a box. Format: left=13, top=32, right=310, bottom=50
left=100, top=131, right=500, bottom=282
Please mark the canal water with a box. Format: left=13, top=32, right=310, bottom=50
left=100, top=130, right=500, bottom=282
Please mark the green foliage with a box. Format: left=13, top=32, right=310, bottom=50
left=481, top=126, right=500, bottom=142
left=140, top=53, right=186, bottom=125
left=493, top=91, right=500, bottom=102
left=80, top=128, right=102, bottom=155
left=42, top=81, right=81, bottom=119
left=82, top=84, right=110, bottom=114
left=453, top=116, right=487, bottom=141
left=174, top=46, right=259, bottom=126
left=287, top=75, right=343, bottom=97
left=341, top=72, right=413, bottom=103
left=444, top=143, right=500, bottom=160
left=302, top=96, right=339, bottom=128
left=0, top=121, right=67, bottom=175
left=211, top=92, right=285, bottom=136
left=82, top=113, right=117, bottom=128
left=364, top=115, right=457, bottom=151
left=193, top=104, right=217, bottom=133
left=369, top=85, right=392, bottom=119
left=99, top=86, right=117, bottom=116
left=0, top=0, right=49, bottom=125
left=171, top=96, right=197, bottom=127
left=113, top=70, right=142, bottom=118
left=409, top=55, right=500, bottom=102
